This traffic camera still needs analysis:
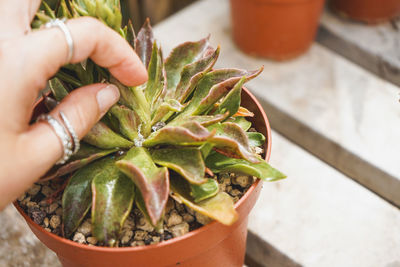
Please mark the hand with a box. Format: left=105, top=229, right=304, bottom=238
left=0, top=1, right=147, bottom=209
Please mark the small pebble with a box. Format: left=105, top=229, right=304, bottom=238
left=230, top=189, right=241, bottom=197
left=175, top=203, right=186, bottom=214
left=254, top=147, right=263, bottom=155
left=121, top=230, right=133, bottom=245
left=27, top=184, right=41, bottom=196
left=130, top=241, right=145, bottom=247
left=77, top=220, right=92, bottom=236
left=233, top=175, right=252, bottom=188
left=170, top=222, right=189, bottom=238
left=50, top=215, right=61, bottom=229
left=151, top=236, right=161, bottom=244
left=137, top=217, right=154, bottom=232
left=167, top=211, right=183, bottom=227
left=226, top=185, right=232, bottom=193
left=183, top=214, right=194, bottom=223
left=26, top=201, right=39, bottom=209
left=43, top=217, right=49, bottom=228
left=28, top=207, right=45, bottom=225
left=72, top=232, right=86, bottom=244
left=47, top=202, right=59, bottom=214
left=195, top=212, right=212, bottom=225
left=87, top=237, right=98, bottom=245
left=123, top=216, right=135, bottom=230
left=41, top=185, right=53, bottom=197
left=133, top=230, right=147, bottom=241
left=44, top=228, right=51, bottom=233
left=20, top=196, right=31, bottom=206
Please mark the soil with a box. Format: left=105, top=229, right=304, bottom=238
left=17, top=146, right=263, bottom=248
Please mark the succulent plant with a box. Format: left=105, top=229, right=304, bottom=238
left=34, top=0, right=286, bottom=247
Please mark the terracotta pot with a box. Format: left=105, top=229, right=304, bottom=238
left=230, top=0, right=325, bottom=60
left=14, top=88, right=271, bottom=267
left=331, top=0, right=400, bottom=23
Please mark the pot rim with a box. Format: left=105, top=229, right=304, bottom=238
left=14, top=87, right=271, bottom=253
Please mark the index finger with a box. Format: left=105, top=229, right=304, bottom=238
left=16, top=17, right=148, bottom=91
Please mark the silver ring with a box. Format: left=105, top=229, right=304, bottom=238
left=45, top=18, right=74, bottom=63
left=37, top=114, right=73, bottom=165
left=59, top=111, right=80, bottom=154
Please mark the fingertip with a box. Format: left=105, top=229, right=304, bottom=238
left=110, top=54, right=148, bottom=87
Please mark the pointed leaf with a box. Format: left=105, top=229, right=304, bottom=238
left=173, top=47, right=220, bottom=102
left=135, top=190, right=164, bottom=230
left=170, top=175, right=237, bottom=225
left=172, top=67, right=263, bottom=123
left=143, top=121, right=214, bottom=147
left=190, top=178, right=219, bottom=203
left=209, top=122, right=259, bottom=163
left=83, top=122, right=133, bottom=149
left=92, top=164, right=135, bottom=247
left=145, top=42, right=164, bottom=109
left=165, top=37, right=210, bottom=91
left=135, top=18, right=154, bottom=68
left=41, top=147, right=117, bottom=181
left=126, top=20, right=136, bottom=49
left=62, top=158, right=114, bottom=237
left=234, top=106, right=254, bottom=117
left=214, top=77, right=245, bottom=117
left=151, top=148, right=207, bottom=184
left=205, top=152, right=286, bottom=182
left=176, top=113, right=229, bottom=127
left=109, top=105, right=140, bottom=141
left=116, top=147, right=169, bottom=225
left=49, top=78, right=69, bottom=101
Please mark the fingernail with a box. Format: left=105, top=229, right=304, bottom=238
left=97, top=84, right=120, bottom=116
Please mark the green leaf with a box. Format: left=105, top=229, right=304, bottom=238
left=143, top=121, right=213, bottom=147
left=170, top=175, right=238, bottom=225
left=190, top=178, right=219, bottom=203
left=165, top=37, right=210, bottom=92
left=151, top=147, right=207, bottom=184
left=83, top=122, right=133, bottom=149
left=205, top=152, right=286, bottom=182
left=173, top=47, right=220, bottom=102
left=150, top=99, right=185, bottom=125
left=62, top=157, right=115, bottom=238
left=214, top=77, right=245, bottom=117
left=208, top=122, right=259, bottom=163
left=92, top=165, right=135, bottom=247
left=135, top=18, right=154, bottom=68
left=247, top=132, right=265, bottom=147
left=116, top=147, right=169, bottom=225
left=135, top=190, right=164, bottom=230
left=145, top=42, right=164, bottom=110
left=49, top=78, right=69, bottom=101
left=228, top=117, right=252, bottom=131
left=171, top=67, right=263, bottom=123
left=175, top=113, right=229, bottom=127
left=109, top=105, right=140, bottom=141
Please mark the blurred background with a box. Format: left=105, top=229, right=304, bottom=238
left=2, top=0, right=400, bottom=266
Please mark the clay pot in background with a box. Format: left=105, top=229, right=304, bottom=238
left=230, top=0, right=325, bottom=61
left=331, top=0, right=400, bottom=24
left=15, top=88, right=272, bottom=267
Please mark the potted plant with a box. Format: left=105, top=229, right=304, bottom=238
left=230, top=0, right=326, bottom=60
left=331, top=0, right=400, bottom=24
left=15, top=1, right=285, bottom=266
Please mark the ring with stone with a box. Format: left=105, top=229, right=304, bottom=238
left=44, top=18, right=74, bottom=63
left=37, top=114, right=73, bottom=165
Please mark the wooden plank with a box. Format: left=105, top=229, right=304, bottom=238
left=317, top=9, right=400, bottom=87
left=153, top=0, right=400, bottom=208
left=248, top=131, right=400, bottom=266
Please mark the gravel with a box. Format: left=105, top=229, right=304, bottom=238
left=18, top=164, right=257, bottom=248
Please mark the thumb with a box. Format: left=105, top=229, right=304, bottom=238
left=7, top=83, right=119, bottom=205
